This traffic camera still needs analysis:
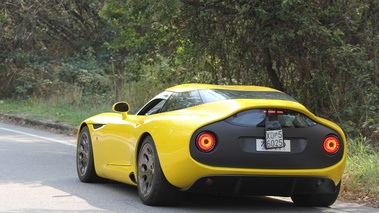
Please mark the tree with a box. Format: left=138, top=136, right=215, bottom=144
left=0, top=0, right=110, bottom=98
left=101, top=0, right=378, bottom=137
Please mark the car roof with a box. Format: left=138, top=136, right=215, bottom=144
left=166, top=83, right=281, bottom=93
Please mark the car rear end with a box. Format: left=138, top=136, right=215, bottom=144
left=188, top=103, right=345, bottom=194
left=159, top=86, right=346, bottom=206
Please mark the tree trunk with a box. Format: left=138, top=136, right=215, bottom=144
left=263, top=47, right=284, bottom=91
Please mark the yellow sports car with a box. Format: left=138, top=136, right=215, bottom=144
left=76, top=84, right=346, bottom=207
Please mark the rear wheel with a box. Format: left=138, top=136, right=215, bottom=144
left=137, top=136, right=183, bottom=206
left=76, top=126, right=105, bottom=182
left=291, top=183, right=340, bottom=207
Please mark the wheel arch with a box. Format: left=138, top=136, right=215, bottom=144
left=77, top=122, right=88, bottom=139
left=132, top=132, right=153, bottom=180
left=136, top=132, right=153, bottom=154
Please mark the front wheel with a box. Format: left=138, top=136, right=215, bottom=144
left=76, top=126, right=105, bottom=183
left=291, top=183, right=341, bottom=207
left=137, top=136, right=183, bottom=206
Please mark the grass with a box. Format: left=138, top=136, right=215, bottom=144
left=341, top=135, right=379, bottom=207
left=0, top=95, right=379, bottom=207
left=0, top=97, right=110, bottom=127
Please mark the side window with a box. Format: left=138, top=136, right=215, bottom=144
left=160, top=91, right=203, bottom=112
left=137, top=99, right=166, bottom=115
left=145, top=100, right=166, bottom=115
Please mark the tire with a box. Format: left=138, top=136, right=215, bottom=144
left=291, top=183, right=341, bottom=207
left=76, top=126, right=105, bottom=183
left=137, top=136, right=183, bottom=206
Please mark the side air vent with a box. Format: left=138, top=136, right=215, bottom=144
left=93, top=124, right=105, bottom=130
left=129, top=172, right=136, bottom=184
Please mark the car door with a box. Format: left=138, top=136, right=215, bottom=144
left=100, top=97, right=168, bottom=179
left=101, top=116, right=140, bottom=168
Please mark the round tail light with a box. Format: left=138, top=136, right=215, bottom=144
left=196, top=132, right=216, bottom=152
left=323, top=136, right=340, bottom=154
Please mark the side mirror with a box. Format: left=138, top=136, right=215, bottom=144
left=112, top=102, right=130, bottom=120
left=112, top=102, right=130, bottom=112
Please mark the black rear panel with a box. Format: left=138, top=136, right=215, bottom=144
left=186, top=176, right=337, bottom=196
left=190, top=110, right=344, bottom=169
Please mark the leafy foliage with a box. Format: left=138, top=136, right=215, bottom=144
left=0, top=0, right=378, bottom=141
left=99, top=0, right=379, bottom=139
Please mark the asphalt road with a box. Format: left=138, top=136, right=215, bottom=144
left=0, top=122, right=378, bottom=213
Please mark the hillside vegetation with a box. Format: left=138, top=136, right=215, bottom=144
left=1, top=0, right=378, bottom=141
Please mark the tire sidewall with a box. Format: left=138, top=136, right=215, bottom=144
left=77, top=126, right=95, bottom=182
left=137, top=136, right=160, bottom=203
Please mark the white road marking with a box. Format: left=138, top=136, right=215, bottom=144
left=0, top=127, right=76, bottom=147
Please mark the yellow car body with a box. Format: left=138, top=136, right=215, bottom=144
left=76, top=84, right=346, bottom=207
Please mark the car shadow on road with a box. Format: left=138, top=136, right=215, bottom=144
left=91, top=181, right=374, bottom=213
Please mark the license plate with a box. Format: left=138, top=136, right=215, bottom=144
left=265, top=129, right=284, bottom=149
left=256, top=139, right=291, bottom=152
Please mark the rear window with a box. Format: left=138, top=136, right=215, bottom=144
left=159, top=89, right=298, bottom=113
left=225, top=109, right=317, bottom=128
left=199, top=89, right=297, bottom=103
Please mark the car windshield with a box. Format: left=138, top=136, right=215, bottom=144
left=199, top=89, right=298, bottom=103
